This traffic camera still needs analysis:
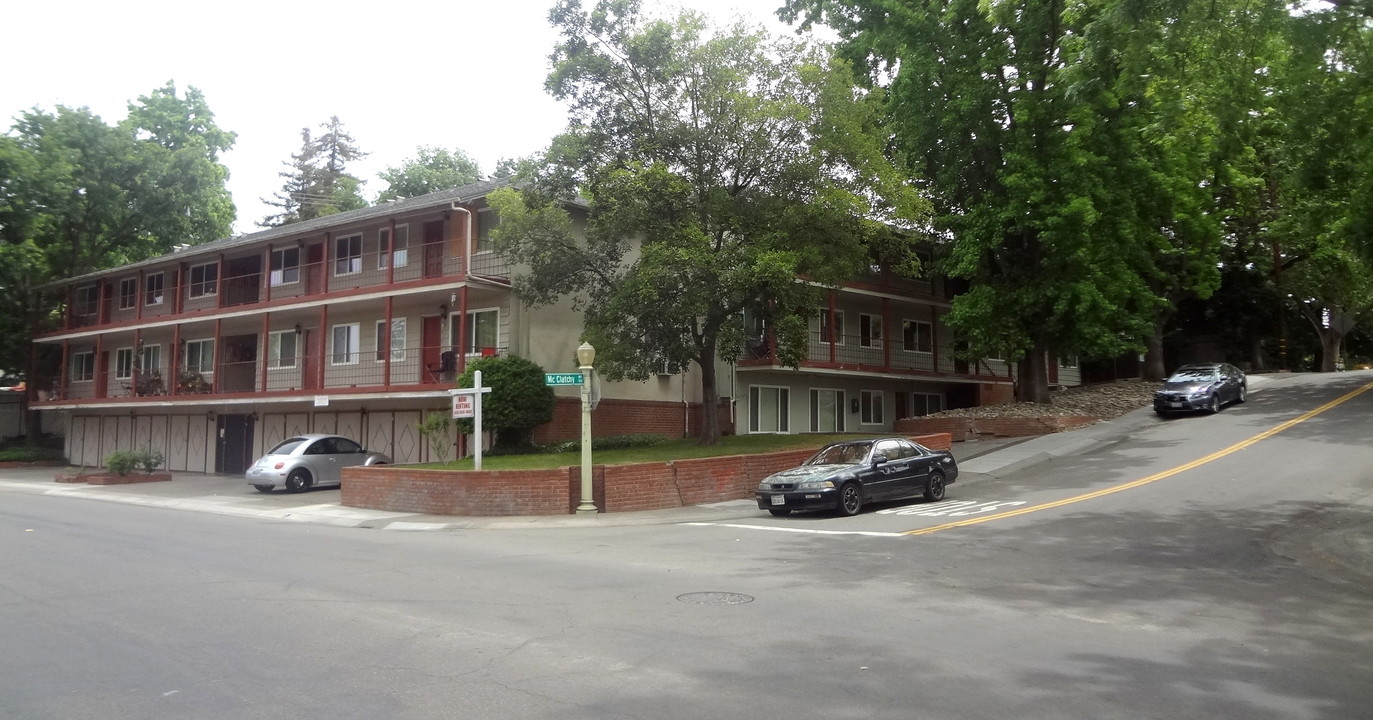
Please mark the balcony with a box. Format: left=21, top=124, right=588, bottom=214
left=740, top=330, right=1004, bottom=380
left=35, top=344, right=508, bottom=406
left=38, top=245, right=512, bottom=337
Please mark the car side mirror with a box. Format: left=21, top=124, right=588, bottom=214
left=872, top=454, right=888, bottom=465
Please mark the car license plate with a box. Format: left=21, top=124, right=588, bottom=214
left=770, top=495, right=785, bottom=506
left=1168, top=401, right=1184, bottom=408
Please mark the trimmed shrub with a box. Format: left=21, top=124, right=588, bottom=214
left=0, top=446, right=66, bottom=463
left=137, top=449, right=165, bottom=473
left=106, top=450, right=139, bottom=476
left=545, top=433, right=669, bottom=454
left=454, top=355, right=556, bottom=448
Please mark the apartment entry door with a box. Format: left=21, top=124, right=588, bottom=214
left=423, top=220, right=444, bottom=278
left=215, top=413, right=255, bottom=475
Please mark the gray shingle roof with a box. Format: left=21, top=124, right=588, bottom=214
left=51, top=178, right=512, bottom=287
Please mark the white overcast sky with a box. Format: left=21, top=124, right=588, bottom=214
left=3, top=1, right=818, bottom=235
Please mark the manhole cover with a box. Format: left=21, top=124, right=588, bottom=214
left=676, top=591, right=754, bottom=605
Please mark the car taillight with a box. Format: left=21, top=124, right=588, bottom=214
left=274, top=462, right=285, bottom=470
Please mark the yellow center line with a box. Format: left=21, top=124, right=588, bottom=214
left=903, top=379, right=1373, bottom=537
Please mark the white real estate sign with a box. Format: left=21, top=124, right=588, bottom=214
left=449, top=370, right=493, bottom=469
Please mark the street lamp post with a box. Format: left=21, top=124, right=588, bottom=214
left=575, top=342, right=597, bottom=514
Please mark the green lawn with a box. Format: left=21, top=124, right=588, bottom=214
left=410, top=433, right=893, bottom=471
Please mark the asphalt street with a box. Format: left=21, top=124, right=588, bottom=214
left=2, top=371, right=1371, bottom=720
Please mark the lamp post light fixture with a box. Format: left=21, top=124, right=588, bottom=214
left=575, top=341, right=597, bottom=514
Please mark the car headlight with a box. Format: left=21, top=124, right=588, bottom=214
left=757, top=481, right=773, bottom=491
left=1188, top=388, right=1212, bottom=398
left=797, top=480, right=836, bottom=490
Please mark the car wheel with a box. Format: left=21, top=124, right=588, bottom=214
left=1237, top=384, right=1247, bottom=403
left=1207, top=394, right=1220, bottom=414
left=1155, top=409, right=1171, bottom=418
left=285, top=469, right=313, bottom=493
left=768, top=508, right=792, bottom=517
left=252, top=484, right=274, bottom=494
left=924, top=472, right=946, bottom=502
left=837, top=482, right=863, bottom=517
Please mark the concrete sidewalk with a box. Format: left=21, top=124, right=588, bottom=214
left=0, top=374, right=1288, bottom=531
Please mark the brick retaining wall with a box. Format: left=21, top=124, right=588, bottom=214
left=342, top=433, right=952, bottom=516
left=531, top=398, right=734, bottom=444
left=894, top=416, right=1097, bottom=440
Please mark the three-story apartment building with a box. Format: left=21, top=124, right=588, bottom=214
left=30, top=180, right=1062, bottom=472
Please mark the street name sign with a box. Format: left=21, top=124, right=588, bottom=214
left=545, top=373, right=584, bottom=386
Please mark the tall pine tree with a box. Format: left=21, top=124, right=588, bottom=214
left=261, top=116, right=367, bottom=226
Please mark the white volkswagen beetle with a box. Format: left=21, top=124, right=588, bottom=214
left=246, top=434, right=391, bottom=493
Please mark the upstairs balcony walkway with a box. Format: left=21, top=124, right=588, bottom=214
left=34, top=344, right=507, bottom=408
left=41, top=247, right=512, bottom=337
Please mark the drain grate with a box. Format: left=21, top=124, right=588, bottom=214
left=676, top=591, right=755, bottom=605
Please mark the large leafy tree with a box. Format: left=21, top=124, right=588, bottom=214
left=784, top=0, right=1237, bottom=400
left=0, top=82, right=235, bottom=423
left=1168, top=1, right=1372, bottom=373
left=3, top=83, right=235, bottom=278
left=262, top=116, right=367, bottom=226
left=377, top=146, right=482, bottom=201
left=489, top=0, right=926, bottom=444
left=1177, top=0, right=1300, bottom=372
left=1270, top=2, right=1373, bottom=371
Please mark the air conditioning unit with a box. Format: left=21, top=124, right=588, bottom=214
left=656, top=359, right=674, bottom=377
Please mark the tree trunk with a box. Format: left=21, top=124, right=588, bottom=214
left=1318, top=329, right=1343, bottom=372
left=697, top=335, right=721, bottom=445
left=1016, top=340, right=1052, bottom=404
left=1249, top=337, right=1266, bottom=373
left=1143, top=323, right=1166, bottom=381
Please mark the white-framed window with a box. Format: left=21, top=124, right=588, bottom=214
left=860, top=389, right=885, bottom=425
left=118, top=278, right=137, bottom=310
left=115, top=347, right=135, bottom=379
left=188, top=262, right=218, bottom=298
left=809, top=388, right=845, bottom=433
left=749, top=385, right=790, bottom=433
left=859, top=313, right=883, bottom=349
left=378, top=225, right=409, bottom=269
left=183, top=339, right=214, bottom=373
left=334, top=234, right=362, bottom=276
left=820, top=309, right=845, bottom=345
left=75, top=285, right=99, bottom=316
left=476, top=209, right=500, bottom=252
left=909, top=393, right=944, bottom=417
left=268, top=330, right=298, bottom=369
left=902, top=319, right=933, bottom=353
left=1060, top=355, right=1079, bottom=369
left=145, top=273, right=165, bottom=306
left=375, top=318, right=406, bottom=362
left=452, top=308, right=499, bottom=355
left=139, top=344, right=161, bottom=374
left=271, top=247, right=301, bottom=286
left=70, top=351, right=95, bottom=382
left=331, top=323, right=360, bottom=365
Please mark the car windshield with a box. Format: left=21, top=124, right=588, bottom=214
left=267, top=437, right=309, bottom=455
left=1169, top=369, right=1218, bottom=382
left=807, top=442, right=872, bottom=466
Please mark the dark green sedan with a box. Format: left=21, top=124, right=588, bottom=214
left=755, top=437, right=958, bottom=517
